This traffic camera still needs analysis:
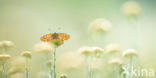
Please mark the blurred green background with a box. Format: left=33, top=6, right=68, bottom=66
left=0, top=0, right=156, bottom=78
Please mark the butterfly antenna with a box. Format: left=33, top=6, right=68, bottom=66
left=56, top=27, right=62, bottom=32
left=48, top=28, right=53, bottom=33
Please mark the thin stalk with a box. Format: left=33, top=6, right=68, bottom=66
left=85, top=56, right=89, bottom=78
left=90, top=56, right=95, bottom=78
left=25, top=58, right=29, bottom=78
left=116, top=67, right=120, bottom=78
left=85, top=56, right=90, bottom=78
left=123, top=74, right=126, bottom=78
left=50, top=65, right=53, bottom=78
left=2, top=64, right=8, bottom=78
left=53, top=48, right=56, bottom=78
left=128, top=56, right=134, bottom=78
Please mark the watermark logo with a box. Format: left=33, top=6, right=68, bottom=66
left=122, top=65, right=155, bottom=77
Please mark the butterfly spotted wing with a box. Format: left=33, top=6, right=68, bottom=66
left=40, top=33, right=53, bottom=42
left=40, top=33, right=70, bottom=42
left=57, top=33, right=70, bottom=40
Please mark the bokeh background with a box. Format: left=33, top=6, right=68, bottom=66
left=0, top=0, right=156, bottom=78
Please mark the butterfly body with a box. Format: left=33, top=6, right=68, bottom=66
left=52, top=33, right=58, bottom=39
left=40, top=32, right=70, bottom=42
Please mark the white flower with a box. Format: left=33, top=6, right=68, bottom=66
left=89, top=18, right=112, bottom=33
left=109, top=58, right=123, bottom=65
left=33, top=42, right=54, bottom=53
left=122, top=49, right=138, bottom=57
left=78, top=46, right=93, bottom=55
left=105, top=44, right=120, bottom=54
left=8, top=57, right=26, bottom=74
left=0, top=40, right=14, bottom=49
left=92, top=47, right=104, bottom=53
left=122, top=1, right=141, bottom=17
left=58, top=52, right=83, bottom=69
left=0, top=54, right=11, bottom=63
left=91, top=47, right=104, bottom=57
left=21, top=51, right=31, bottom=58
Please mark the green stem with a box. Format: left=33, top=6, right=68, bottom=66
left=2, top=64, right=8, bottom=78
left=85, top=56, right=90, bottom=78
left=50, top=66, right=53, bottom=78
left=89, top=56, right=92, bottom=78
left=53, top=48, right=56, bottom=78
left=25, top=59, right=29, bottom=78
left=90, top=56, right=95, bottom=78
left=123, top=74, right=126, bottom=78
left=128, top=56, right=134, bottom=78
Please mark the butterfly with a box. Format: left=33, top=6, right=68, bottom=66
left=40, top=32, right=70, bottom=43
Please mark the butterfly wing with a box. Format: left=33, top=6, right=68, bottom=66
left=41, top=33, right=70, bottom=42
left=57, top=33, right=70, bottom=40
left=40, top=33, right=53, bottom=42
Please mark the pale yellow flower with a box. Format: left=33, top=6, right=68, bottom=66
left=122, top=1, right=141, bottom=17
left=108, top=58, right=123, bottom=65
left=91, top=46, right=104, bottom=58
left=122, top=49, right=138, bottom=57
left=0, top=40, right=14, bottom=48
left=0, top=54, right=11, bottom=63
left=8, top=57, right=25, bottom=74
left=78, top=46, right=93, bottom=55
left=78, top=46, right=104, bottom=57
left=92, top=47, right=104, bottom=53
left=105, top=44, right=120, bottom=54
left=33, top=42, right=54, bottom=53
left=58, top=52, right=82, bottom=69
left=89, top=18, right=112, bottom=33
left=21, top=51, right=31, bottom=58
left=0, top=41, right=14, bottom=53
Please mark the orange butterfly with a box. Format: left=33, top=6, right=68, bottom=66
left=40, top=33, right=70, bottom=43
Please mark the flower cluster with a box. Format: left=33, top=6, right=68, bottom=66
left=78, top=46, right=104, bottom=58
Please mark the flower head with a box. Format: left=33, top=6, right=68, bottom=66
left=58, top=52, right=82, bottom=69
left=0, top=54, right=11, bottom=63
left=59, top=73, right=69, bottom=78
left=89, top=18, right=112, bottom=33
left=40, top=33, right=70, bottom=47
left=122, top=1, right=141, bottom=18
left=108, top=58, right=123, bottom=65
left=122, top=49, right=138, bottom=58
left=78, top=46, right=104, bottom=57
left=105, top=44, right=120, bottom=54
left=21, top=51, right=31, bottom=59
left=8, top=57, right=25, bottom=74
left=33, top=42, right=54, bottom=53
left=0, top=40, right=14, bottom=52
left=49, top=39, right=64, bottom=47
left=78, top=46, right=93, bottom=55
left=1, top=40, right=14, bottom=48
left=91, top=47, right=104, bottom=58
